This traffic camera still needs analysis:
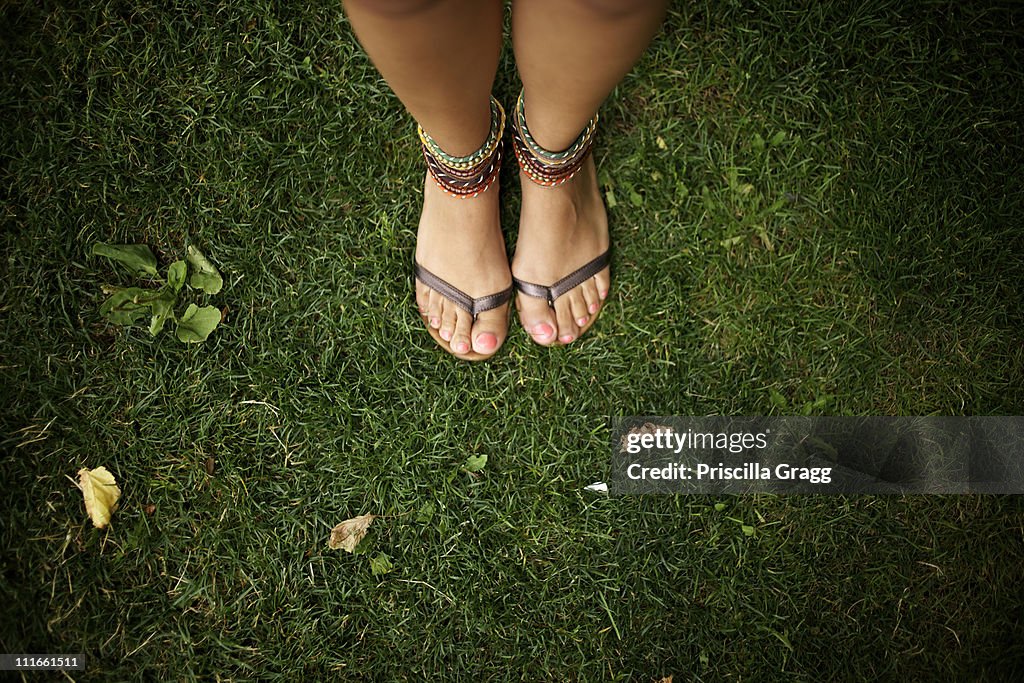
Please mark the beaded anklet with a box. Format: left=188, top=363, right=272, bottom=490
left=418, top=96, right=505, bottom=199
left=510, top=90, right=599, bottom=188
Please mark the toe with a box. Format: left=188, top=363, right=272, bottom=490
left=517, top=293, right=558, bottom=346
left=471, top=306, right=506, bottom=355
left=449, top=307, right=473, bottom=355
left=594, top=266, right=611, bottom=302
left=413, top=278, right=434, bottom=319
left=553, top=296, right=580, bottom=344
left=438, top=297, right=458, bottom=342
left=581, top=277, right=601, bottom=316
left=567, top=288, right=590, bottom=329
left=415, top=279, right=431, bottom=317
left=426, top=288, right=444, bottom=329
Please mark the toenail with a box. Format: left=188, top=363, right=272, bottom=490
left=599, top=290, right=608, bottom=300
left=560, top=335, right=574, bottom=343
left=476, top=332, right=497, bottom=350
left=577, top=317, right=588, bottom=326
left=589, top=302, right=599, bottom=314
left=455, top=341, right=469, bottom=353
left=533, top=323, right=554, bottom=338
left=430, top=317, right=440, bottom=327
left=440, top=329, right=451, bottom=341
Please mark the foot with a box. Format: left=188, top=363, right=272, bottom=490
left=414, top=174, right=512, bottom=360
left=513, top=154, right=610, bottom=346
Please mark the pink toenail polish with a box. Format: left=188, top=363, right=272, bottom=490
left=589, top=303, right=599, bottom=314
left=533, top=323, right=553, bottom=337
left=577, top=317, right=588, bottom=326
left=600, top=290, right=608, bottom=300
left=455, top=342, right=468, bottom=353
left=440, top=329, right=451, bottom=341
left=476, top=333, right=496, bottom=350
left=430, top=317, right=440, bottom=327
left=560, top=335, right=574, bottom=343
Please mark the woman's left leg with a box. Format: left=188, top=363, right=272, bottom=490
left=511, top=0, right=668, bottom=345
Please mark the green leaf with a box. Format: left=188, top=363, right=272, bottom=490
left=369, top=552, right=393, bottom=576
left=752, top=132, right=765, bottom=151
left=770, top=131, right=786, bottom=146
left=416, top=501, right=436, bottom=524
left=714, top=502, right=727, bottom=512
left=148, top=288, right=177, bottom=336
left=769, top=389, right=788, bottom=410
left=464, top=454, right=487, bottom=473
left=100, top=287, right=151, bottom=325
left=92, top=243, right=158, bottom=277
left=810, top=394, right=833, bottom=410
left=741, top=525, right=755, bottom=536
left=186, top=245, right=223, bottom=294
left=175, top=303, right=221, bottom=343
left=167, top=260, right=187, bottom=293
left=701, top=185, right=715, bottom=211
left=766, top=628, right=793, bottom=652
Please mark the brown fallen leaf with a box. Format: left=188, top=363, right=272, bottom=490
left=656, top=677, right=673, bottom=683
left=77, top=466, right=121, bottom=529
left=328, top=513, right=376, bottom=552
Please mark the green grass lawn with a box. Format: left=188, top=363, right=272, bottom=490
left=2, top=0, right=1023, bottom=679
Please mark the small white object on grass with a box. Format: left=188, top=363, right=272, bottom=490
left=584, top=481, right=608, bottom=493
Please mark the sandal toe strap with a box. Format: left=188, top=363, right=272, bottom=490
left=414, top=261, right=513, bottom=319
left=513, top=249, right=610, bottom=306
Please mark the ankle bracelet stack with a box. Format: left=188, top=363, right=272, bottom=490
left=418, top=95, right=505, bottom=199
left=511, top=90, right=599, bottom=187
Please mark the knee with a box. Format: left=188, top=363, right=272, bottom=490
left=570, top=0, right=663, bottom=21
left=343, top=0, right=447, bottom=19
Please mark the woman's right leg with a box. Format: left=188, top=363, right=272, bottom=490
left=342, top=0, right=510, bottom=359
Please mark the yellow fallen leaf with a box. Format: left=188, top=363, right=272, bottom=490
left=328, top=513, right=376, bottom=552
left=77, top=466, right=121, bottom=529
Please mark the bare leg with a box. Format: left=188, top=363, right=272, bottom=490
left=511, top=0, right=667, bottom=345
left=342, top=0, right=510, bottom=359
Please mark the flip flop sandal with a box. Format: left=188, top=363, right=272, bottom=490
left=510, top=90, right=608, bottom=346
left=414, top=262, right=512, bottom=361
left=512, top=249, right=609, bottom=345
left=415, top=96, right=512, bottom=361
